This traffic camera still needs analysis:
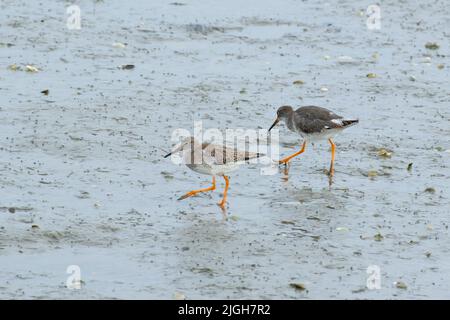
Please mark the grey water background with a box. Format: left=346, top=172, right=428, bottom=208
left=0, top=0, right=449, bottom=299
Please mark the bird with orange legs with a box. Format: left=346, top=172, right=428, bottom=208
left=164, top=136, right=262, bottom=209
left=268, top=105, right=358, bottom=180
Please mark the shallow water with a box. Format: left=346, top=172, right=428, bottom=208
left=0, top=0, right=449, bottom=299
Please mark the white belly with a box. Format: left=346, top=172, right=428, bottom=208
left=300, top=128, right=343, bottom=142
left=210, top=163, right=241, bottom=175
left=187, top=163, right=241, bottom=176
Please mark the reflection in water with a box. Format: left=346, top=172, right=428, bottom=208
left=277, top=185, right=345, bottom=209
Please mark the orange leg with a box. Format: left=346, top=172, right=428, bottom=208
left=178, top=176, right=216, bottom=200
left=217, top=175, right=229, bottom=208
left=279, top=141, right=307, bottom=165
left=328, top=138, right=336, bottom=177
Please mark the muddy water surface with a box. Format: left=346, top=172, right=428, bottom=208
left=0, top=0, right=449, bottom=299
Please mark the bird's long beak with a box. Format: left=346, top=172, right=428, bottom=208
left=268, top=117, right=280, bottom=132
left=164, top=143, right=184, bottom=158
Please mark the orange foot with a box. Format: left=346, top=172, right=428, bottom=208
left=278, top=141, right=307, bottom=166
left=178, top=177, right=216, bottom=200
left=217, top=175, right=229, bottom=209
left=217, top=200, right=226, bottom=209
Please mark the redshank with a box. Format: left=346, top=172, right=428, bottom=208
left=164, top=136, right=262, bottom=209
left=268, top=105, right=358, bottom=176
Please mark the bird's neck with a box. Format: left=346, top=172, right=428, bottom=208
left=285, top=113, right=296, bottom=131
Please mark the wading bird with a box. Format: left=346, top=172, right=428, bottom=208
left=268, top=105, right=358, bottom=177
left=164, top=136, right=261, bottom=209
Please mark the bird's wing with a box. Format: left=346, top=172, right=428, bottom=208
left=294, top=106, right=354, bottom=133
left=202, top=143, right=262, bottom=165
left=299, top=119, right=341, bottom=133
left=296, top=106, right=343, bottom=121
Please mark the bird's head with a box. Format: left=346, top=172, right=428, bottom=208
left=163, top=136, right=197, bottom=158
left=269, top=105, right=293, bottom=131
